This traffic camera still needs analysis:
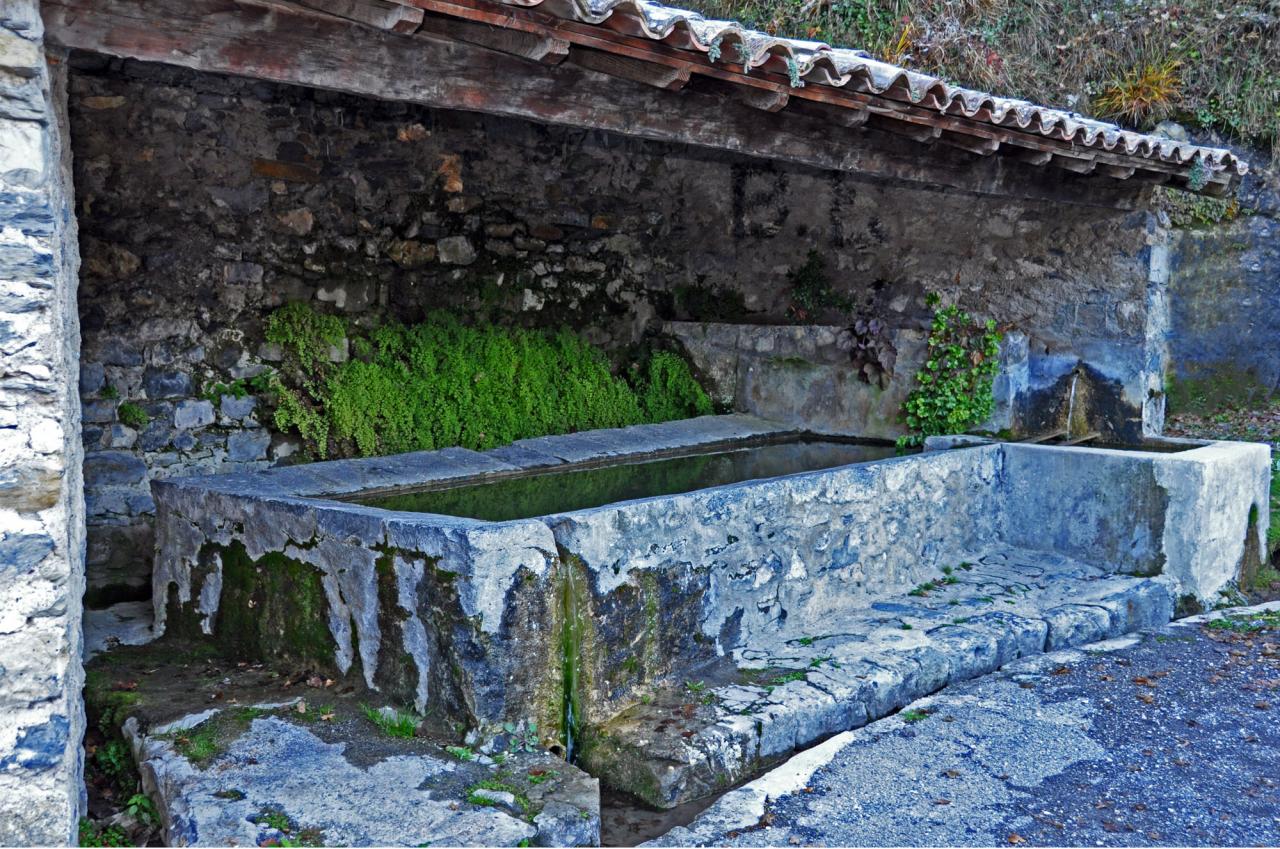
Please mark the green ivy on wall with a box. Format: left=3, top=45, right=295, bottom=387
left=264, top=304, right=712, bottom=459
left=898, top=294, right=1002, bottom=447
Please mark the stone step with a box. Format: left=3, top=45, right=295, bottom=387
left=85, top=643, right=600, bottom=847
left=577, top=548, right=1176, bottom=809
left=127, top=706, right=598, bottom=847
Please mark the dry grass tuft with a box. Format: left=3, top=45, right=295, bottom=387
left=1093, top=59, right=1182, bottom=125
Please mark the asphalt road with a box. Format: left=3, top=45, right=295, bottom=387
left=652, top=604, right=1280, bottom=847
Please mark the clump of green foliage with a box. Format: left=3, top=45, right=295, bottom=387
left=125, top=793, right=159, bottom=829
left=898, top=294, right=1002, bottom=447
left=785, top=251, right=853, bottom=321
left=264, top=303, right=712, bottom=459
left=466, top=779, right=532, bottom=817
left=78, top=819, right=129, bottom=848
left=117, top=401, right=149, bottom=430
left=1157, top=188, right=1245, bottom=230
left=632, top=352, right=714, bottom=422
left=164, top=707, right=269, bottom=767
left=266, top=302, right=347, bottom=372
left=360, top=703, right=419, bottom=739
left=204, top=371, right=275, bottom=405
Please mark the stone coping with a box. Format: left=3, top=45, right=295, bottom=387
left=153, top=413, right=811, bottom=508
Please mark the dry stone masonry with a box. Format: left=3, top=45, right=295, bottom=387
left=0, top=3, right=85, bottom=843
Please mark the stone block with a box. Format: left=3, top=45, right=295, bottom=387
left=227, top=429, right=271, bottom=462
left=84, top=451, right=148, bottom=486
left=437, top=235, right=476, bottom=265
left=173, top=399, right=215, bottom=430
left=103, top=423, right=137, bottom=449
left=0, top=532, right=53, bottom=571
left=82, top=398, right=118, bottom=424
left=79, top=361, right=105, bottom=396
left=143, top=368, right=191, bottom=399
left=219, top=394, right=257, bottom=421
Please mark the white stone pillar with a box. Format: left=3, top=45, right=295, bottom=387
left=0, top=1, right=86, bottom=844
left=1143, top=217, right=1172, bottom=437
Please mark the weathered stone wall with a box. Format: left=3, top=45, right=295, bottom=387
left=1168, top=148, right=1280, bottom=405
left=68, top=55, right=1160, bottom=600
left=0, top=4, right=85, bottom=844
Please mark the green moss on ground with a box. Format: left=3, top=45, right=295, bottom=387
left=162, top=707, right=271, bottom=767
left=265, top=305, right=713, bottom=459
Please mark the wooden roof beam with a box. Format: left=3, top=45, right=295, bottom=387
left=570, top=48, right=690, bottom=90
left=1051, top=154, right=1097, bottom=174
left=298, top=0, right=423, bottom=32
left=43, top=0, right=1149, bottom=209
left=417, top=13, right=568, bottom=63
left=939, top=131, right=999, bottom=156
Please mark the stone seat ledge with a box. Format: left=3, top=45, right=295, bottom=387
left=579, top=553, right=1177, bottom=809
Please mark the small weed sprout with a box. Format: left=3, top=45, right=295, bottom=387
left=361, top=703, right=419, bottom=738
left=445, top=745, right=475, bottom=761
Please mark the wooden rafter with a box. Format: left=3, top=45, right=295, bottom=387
left=42, top=0, right=1163, bottom=207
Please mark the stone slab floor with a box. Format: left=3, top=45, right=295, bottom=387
left=596, top=548, right=1176, bottom=809
left=646, top=603, right=1280, bottom=848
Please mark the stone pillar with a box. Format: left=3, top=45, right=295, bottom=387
left=0, top=1, right=86, bottom=844
left=1143, top=218, right=1172, bottom=437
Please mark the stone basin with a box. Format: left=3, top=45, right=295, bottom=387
left=150, top=415, right=1271, bottom=807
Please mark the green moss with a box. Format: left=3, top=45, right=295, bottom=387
left=266, top=302, right=347, bottom=372
left=1269, top=464, right=1279, bottom=561
left=163, top=707, right=269, bottom=767
left=264, top=304, right=710, bottom=460
left=210, top=541, right=337, bottom=669
left=1165, top=369, right=1274, bottom=416
left=465, top=780, right=532, bottom=818
left=84, top=669, right=143, bottom=737
left=117, top=401, right=149, bottom=429
left=556, top=554, right=591, bottom=762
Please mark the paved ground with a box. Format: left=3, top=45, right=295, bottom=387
left=650, top=603, right=1280, bottom=847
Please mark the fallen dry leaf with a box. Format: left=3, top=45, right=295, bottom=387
left=1007, top=833, right=1026, bottom=845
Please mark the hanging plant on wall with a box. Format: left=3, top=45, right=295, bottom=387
left=837, top=317, right=897, bottom=390
left=898, top=293, right=1002, bottom=447
left=260, top=303, right=713, bottom=460
left=785, top=250, right=854, bottom=322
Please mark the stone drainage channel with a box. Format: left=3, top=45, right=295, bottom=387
left=132, top=414, right=1270, bottom=845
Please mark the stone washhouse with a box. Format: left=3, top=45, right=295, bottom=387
left=0, top=0, right=1269, bottom=846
